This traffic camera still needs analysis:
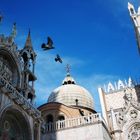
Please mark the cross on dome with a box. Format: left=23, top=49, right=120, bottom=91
left=62, top=64, right=76, bottom=85
left=66, top=64, right=71, bottom=76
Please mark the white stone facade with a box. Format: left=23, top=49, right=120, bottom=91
left=98, top=78, right=140, bottom=140
left=128, top=2, right=140, bottom=52
left=0, top=28, right=41, bottom=140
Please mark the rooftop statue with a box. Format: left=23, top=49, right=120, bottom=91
left=10, top=22, right=17, bottom=40
left=128, top=2, right=140, bottom=54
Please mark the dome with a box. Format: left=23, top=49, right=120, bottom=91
left=48, top=73, right=94, bottom=110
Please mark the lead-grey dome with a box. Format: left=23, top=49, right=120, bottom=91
left=47, top=73, right=94, bottom=110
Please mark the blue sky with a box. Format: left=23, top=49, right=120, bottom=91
left=0, top=0, right=140, bottom=112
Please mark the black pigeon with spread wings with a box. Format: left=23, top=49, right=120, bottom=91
left=55, top=54, right=63, bottom=63
left=41, top=37, right=54, bottom=51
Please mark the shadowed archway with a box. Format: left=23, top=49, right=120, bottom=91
left=0, top=107, right=32, bottom=140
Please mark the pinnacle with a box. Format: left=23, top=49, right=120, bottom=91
left=24, top=29, right=33, bottom=49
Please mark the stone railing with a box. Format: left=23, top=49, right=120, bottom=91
left=0, top=75, right=41, bottom=120
left=45, top=113, right=103, bottom=132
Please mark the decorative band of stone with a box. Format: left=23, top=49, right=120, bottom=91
left=0, top=75, right=41, bottom=121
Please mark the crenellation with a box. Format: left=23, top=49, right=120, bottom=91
left=107, top=82, right=115, bottom=92
left=103, top=78, right=134, bottom=93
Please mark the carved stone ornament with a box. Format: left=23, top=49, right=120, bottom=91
left=130, top=110, right=138, bottom=119
left=124, top=87, right=132, bottom=101
left=127, top=123, right=140, bottom=140
left=4, top=121, right=10, bottom=131
left=41, top=121, right=46, bottom=134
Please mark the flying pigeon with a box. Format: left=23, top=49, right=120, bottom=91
left=55, top=54, right=63, bottom=63
left=41, top=36, right=54, bottom=51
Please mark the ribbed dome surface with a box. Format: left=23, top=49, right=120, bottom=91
left=47, top=74, right=94, bottom=110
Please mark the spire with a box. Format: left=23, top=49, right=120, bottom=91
left=11, top=22, right=17, bottom=39
left=25, top=29, right=33, bottom=49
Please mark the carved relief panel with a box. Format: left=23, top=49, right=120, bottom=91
left=0, top=57, right=12, bottom=83
left=128, top=123, right=140, bottom=140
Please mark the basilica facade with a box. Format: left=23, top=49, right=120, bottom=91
left=0, top=27, right=41, bottom=140
left=0, top=2, right=140, bottom=140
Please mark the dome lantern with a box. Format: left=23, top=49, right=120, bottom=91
left=62, top=64, right=76, bottom=85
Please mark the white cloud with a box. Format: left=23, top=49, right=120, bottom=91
left=35, top=50, right=86, bottom=107
left=34, top=50, right=122, bottom=112
left=15, top=31, right=126, bottom=112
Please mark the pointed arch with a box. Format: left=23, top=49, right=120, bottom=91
left=0, top=47, right=22, bottom=88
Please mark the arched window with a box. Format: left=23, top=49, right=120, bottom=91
left=75, top=99, right=78, bottom=106
left=46, top=114, right=54, bottom=132
left=27, top=93, right=33, bottom=102
left=57, top=115, right=65, bottom=128
left=63, top=81, right=67, bottom=85
left=130, top=8, right=134, bottom=14
left=57, top=115, right=65, bottom=121
left=72, top=81, right=75, bottom=84
left=46, top=114, right=53, bottom=123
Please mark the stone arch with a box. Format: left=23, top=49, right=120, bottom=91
left=40, top=103, right=76, bottom=119
left=46, top=114, right=54, bottom=123
left=123, top=121, right=140, bottom=140
left=0, top=106, right=32, bottom=140
left=0, top=48, right=22, bottom=88
left=57, top=115, right=65, bottom=121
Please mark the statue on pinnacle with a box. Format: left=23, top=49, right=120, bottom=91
left=128, top=2, right=140, bottom=54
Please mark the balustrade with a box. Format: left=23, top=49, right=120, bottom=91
left=45, top=113, right=103, bottom=132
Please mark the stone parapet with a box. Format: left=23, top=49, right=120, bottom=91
left=45, top=113, right=104, bottom=132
